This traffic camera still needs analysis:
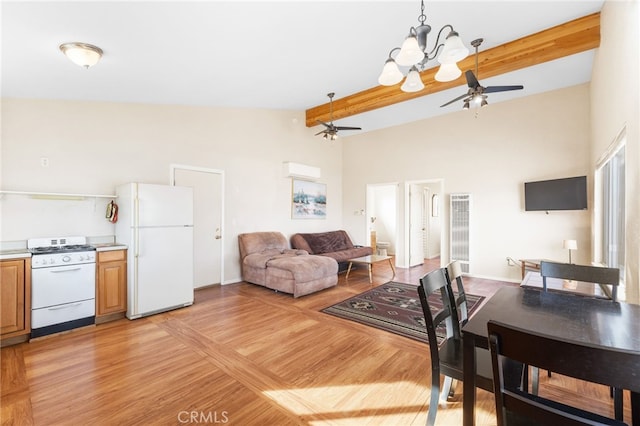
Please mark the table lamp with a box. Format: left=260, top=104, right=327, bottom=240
left=563, top=239, right=577, bottom=263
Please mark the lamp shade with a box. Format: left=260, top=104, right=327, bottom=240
left=396, top=34, right=424, bottom=66
left=437, top=32, right=469, bottom=64
left=401, top=66, right=424, bottom=92
left=59, top=42, right=103, bottom=68
left=378, top=58, right=404, bottom=86
left=434, top=62, right=462, bottom=82
left=563, top=239, right=578, bottom=250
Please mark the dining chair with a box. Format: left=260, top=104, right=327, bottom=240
left=446, top=260, right=468, bottom=324
left=488, top=320, right=632, bottom=426
left=536, top=261, right=623, bottom=419
left=540, top=260, right=620, bottom=301
left=418, top=268, right=495, bottom=426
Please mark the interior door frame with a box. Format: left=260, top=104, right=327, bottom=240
left=404, top=178, right=444, bottom=269
left=169, top=164, right=225, bottom=286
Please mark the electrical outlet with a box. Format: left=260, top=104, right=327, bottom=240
left=40, top=157, right=49, bottom=168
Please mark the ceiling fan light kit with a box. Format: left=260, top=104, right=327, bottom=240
left=59, top=42, right=103, bottom=68
left=315, top=92, right=362, bottom=140
left=378, top=0, right=469, bottom=92
left=441, top=38, right=524, bottom=111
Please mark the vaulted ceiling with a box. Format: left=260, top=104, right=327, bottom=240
left=306, top=13, right=600, bottom=126
left=1, top=1, right=605, bottom=136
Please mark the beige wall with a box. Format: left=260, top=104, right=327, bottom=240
left=342, top=85, right=592, bottom=282
left=0, top=99, right=345, bottom=283
left=590, top=0, right=640, bottom=303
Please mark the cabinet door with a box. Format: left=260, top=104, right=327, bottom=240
left=1, top=260, right=25, bottom=335
left=97, top=253, right=127, bottom=316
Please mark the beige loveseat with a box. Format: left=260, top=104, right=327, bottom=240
left=238, top=232, right=338, bottom=298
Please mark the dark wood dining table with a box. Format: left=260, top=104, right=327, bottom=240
left=461, top=286, right=640, bottom=426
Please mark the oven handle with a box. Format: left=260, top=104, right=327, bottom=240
left=50, top=267, right=82, bottom=273
left=47, top=303, right=82, bottom=311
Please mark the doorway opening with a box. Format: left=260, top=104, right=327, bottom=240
left=406, top=180, right=443, bottom=268
left=366, top=183, right=398, bottom=258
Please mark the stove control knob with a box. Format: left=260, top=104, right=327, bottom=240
left=62, top=255, right=71, bottom=263
left=78, top=255, right=84, bottom=261
left=49, top=259, right=55, bottom=264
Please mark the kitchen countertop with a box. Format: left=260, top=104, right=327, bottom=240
left=93, top=243, right=127, bottom=252
left=0, top=249, right=31, bottom=260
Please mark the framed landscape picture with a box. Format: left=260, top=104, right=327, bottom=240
left=292, top=179, right=327, bottom=219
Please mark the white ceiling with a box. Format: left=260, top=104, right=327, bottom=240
left=1, top=1, right=604, bottom=136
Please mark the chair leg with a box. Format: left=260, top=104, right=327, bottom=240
left=427, top=373, right=440, bottom=426
left=439, top=376, right=454, bottom=404
left=613, top=388, right=623, bottom=421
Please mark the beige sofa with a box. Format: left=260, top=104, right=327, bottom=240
left=238, top=232, right=338, bottom=298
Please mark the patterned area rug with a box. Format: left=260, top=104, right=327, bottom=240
left=322, top=281, right=485, bottom=344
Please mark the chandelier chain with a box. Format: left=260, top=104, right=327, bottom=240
left=418, top=0, right=426, bottom=25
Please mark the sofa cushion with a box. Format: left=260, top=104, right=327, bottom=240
left=244, top=249, right=309, bottom=269
left=238, top=232, right=288, bottom=259
left=318, top=247, right=373, bottom=263
left=293, top=230, right=354, bottom=254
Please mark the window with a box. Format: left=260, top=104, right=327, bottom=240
left=596, top=131, right=626, bottom=291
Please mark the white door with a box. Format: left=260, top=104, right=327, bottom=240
left=172, top=166, right=224, bottom=288
left=422, top=187, right=430, bottom=257
left=409, top=184, right=424, bottom=267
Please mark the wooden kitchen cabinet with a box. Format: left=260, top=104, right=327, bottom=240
left=96, top=250, right=127, bottom=322
left=1, top=258, right=31, bottom=345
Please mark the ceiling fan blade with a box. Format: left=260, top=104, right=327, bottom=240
left=335, top=126, right=362, bottom=131
left=465, top=70, right=480, bottom=89
left=314, top=130, right=327, bottom=136
left=316, top=120, right=331, bottom=128
left=484, top=85, right=524, bottom=93
left=440, top=92, right=470, bottom=108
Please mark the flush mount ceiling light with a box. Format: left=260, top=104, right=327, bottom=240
left=59, top=42, right=103, bottom=69
left=377, top=0, right=469, bottom=92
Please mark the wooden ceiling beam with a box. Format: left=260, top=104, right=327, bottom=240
left=305, top=12, right=600, bottom=127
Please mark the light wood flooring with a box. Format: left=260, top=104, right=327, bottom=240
left=1, top=258, right=632, bottom=425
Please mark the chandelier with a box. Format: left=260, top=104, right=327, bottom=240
left=378, top=0, right=469, bottom=92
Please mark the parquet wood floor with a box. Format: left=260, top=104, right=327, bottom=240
left=1, top=258, right=631, bottom=425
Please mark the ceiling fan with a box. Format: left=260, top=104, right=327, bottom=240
left=315, top=92, right=362, bottom=140
left=441, top=38, right=524, bottom=109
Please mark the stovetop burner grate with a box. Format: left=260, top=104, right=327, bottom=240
left=29, top=244, right=96, bottom=255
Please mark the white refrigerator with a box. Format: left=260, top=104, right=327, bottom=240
left=115, top=183, right=194, bottom=319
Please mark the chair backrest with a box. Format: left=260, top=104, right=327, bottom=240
left=417, top=268, right=461, bottom=353
left=488, top=320, right=633, bottom=426
left=540, top=261, right=620, bottom=301
left=446, top=260, right=468, bottom=324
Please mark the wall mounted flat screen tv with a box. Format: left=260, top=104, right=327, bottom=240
left=524, top=176, right=587, bottom=211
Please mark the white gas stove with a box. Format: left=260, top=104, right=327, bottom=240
left=27, top=236, right=96, bottom=337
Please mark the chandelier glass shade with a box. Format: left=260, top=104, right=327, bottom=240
left=378, top=0, right=469, bottom=92
left=59, top=42, right=103, bottom=68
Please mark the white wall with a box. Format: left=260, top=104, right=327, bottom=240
left=342, top=85, right=592, bottom=282
left=590, top=0, right=640, bottom=303
left=1, top=99, right=345, bottom=283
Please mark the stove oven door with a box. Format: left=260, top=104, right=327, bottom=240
left=31, top=263, right=96, bottom=329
